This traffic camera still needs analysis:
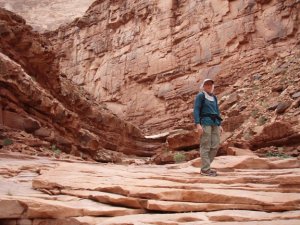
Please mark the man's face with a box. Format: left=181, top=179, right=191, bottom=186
left=203, top=81, right=214, bottom=93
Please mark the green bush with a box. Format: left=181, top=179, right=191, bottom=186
left=265, top=152, right=290, bottom=158
left=173, top=152, right=186, bottom=163
left=54, top=149, right=61, bottom=155
left=51, top=144, right=61, bottom=155
left=3, top=138, right=13, bottom=146
left=258, top=116, right=268, bottom=126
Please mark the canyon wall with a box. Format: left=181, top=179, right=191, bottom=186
left=48, top=0, right=300, bottom=134
left=0, top=8, right=161, bottom=160
left=1, top=0, right=299, bottom=159
left=0, top=0, right=95, bottom=31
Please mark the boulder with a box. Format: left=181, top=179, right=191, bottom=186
left=226, top=147, right=257, bottom=157
left=271, top=85, right=285, bottom=93
left=1, top=111, right=40, bottom=133
left=275, top=102, right=291, bottom=114
left=250, top=121, right=300, bottom=149
left=166, top=130, right=199, bottom=150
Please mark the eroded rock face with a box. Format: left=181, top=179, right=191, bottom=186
left=0, top=0, right=95, bottom=32
left=0, top=0, right=298, bottom=160
left=167, top=129, right=200, bottom=150
left=48, top=0, right=300, bottom=134
left=250, top=121, right=300, bottom=149
left=0, top=8, right=60, bottom=94
left=0, top=8, right=162, bottom=160
left=0, top=152, right=300, bottom=224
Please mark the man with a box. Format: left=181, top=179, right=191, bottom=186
left=193, top=78, right=222, bottom=176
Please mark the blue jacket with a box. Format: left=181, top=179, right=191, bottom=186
left=193, top=92, right=221, bottom=126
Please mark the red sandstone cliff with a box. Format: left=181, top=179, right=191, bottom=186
left=0, top=8, right=161, bottom=161
left=47, top=0, right=300, bottom=135
left=0, top=0, right=95, bottom=31
left=0, top=4, right=300, bottom=223
left=1, top=0, right=299, bottom=162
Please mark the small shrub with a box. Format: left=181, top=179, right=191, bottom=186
left=258, top=116, right=268, bottom=126
left=54, top=149, right=61, bottom=155
left=265, top=152, right=290, bottom=158
left=250, top=109, right=259, bottom=118
left=243, top=131, right=252, bottom=140
left=51, top=144, right=61, bottom=155
left=173, top=152, right=186, bottom=163
left=3, top=138, right=13, bottom=146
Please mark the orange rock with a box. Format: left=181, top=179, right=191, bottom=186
left=1, top=153, right=300, bottom=224
left=166, top=130, right=199, bottom=150
left=0, top=7, right=164, bottom=159
left=226, top=147, right=257, bottom=157
left=250, top=121, right=300, bottom=149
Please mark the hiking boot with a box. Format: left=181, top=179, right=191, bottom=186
left=201, top=169, right=217, bottom=177
left=210, top=168, right=217, bottom=173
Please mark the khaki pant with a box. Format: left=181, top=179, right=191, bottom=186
left=200, top=125, right=220, bottom=171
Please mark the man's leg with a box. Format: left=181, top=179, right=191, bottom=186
left=200, top=126, right=212, bottom=172
left=209, top=125, right=220, bottom=163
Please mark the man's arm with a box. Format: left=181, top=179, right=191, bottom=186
left=193, top=94, right=201, bottom=124
left=193, top=94, right=204, bottom=135
left=215, top=95, right=223, bottom=132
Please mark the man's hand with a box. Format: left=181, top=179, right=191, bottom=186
left=196, top=124, right=203, bottom=136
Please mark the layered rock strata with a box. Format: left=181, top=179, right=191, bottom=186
left=1, top=152, right=300, bottom=224
left=0, top=8, right=161, bottom=160
left=48, top=0, right=300, bottom=134
left=0, top=0, right=95, bottom=31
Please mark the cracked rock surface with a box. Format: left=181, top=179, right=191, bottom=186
left=1, top=152, right=300, bottom=224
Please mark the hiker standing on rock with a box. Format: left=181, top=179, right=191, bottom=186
left=193, top=79, right=223, bottom=176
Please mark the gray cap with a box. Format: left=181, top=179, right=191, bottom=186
left=201, top=78, right=214, bottom=88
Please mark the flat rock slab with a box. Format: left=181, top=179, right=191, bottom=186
left=0, top=196, right=144, bottom=218
left=75, top=213, right=300, bottom=225
left=1, top=153, right=300, bottom=224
